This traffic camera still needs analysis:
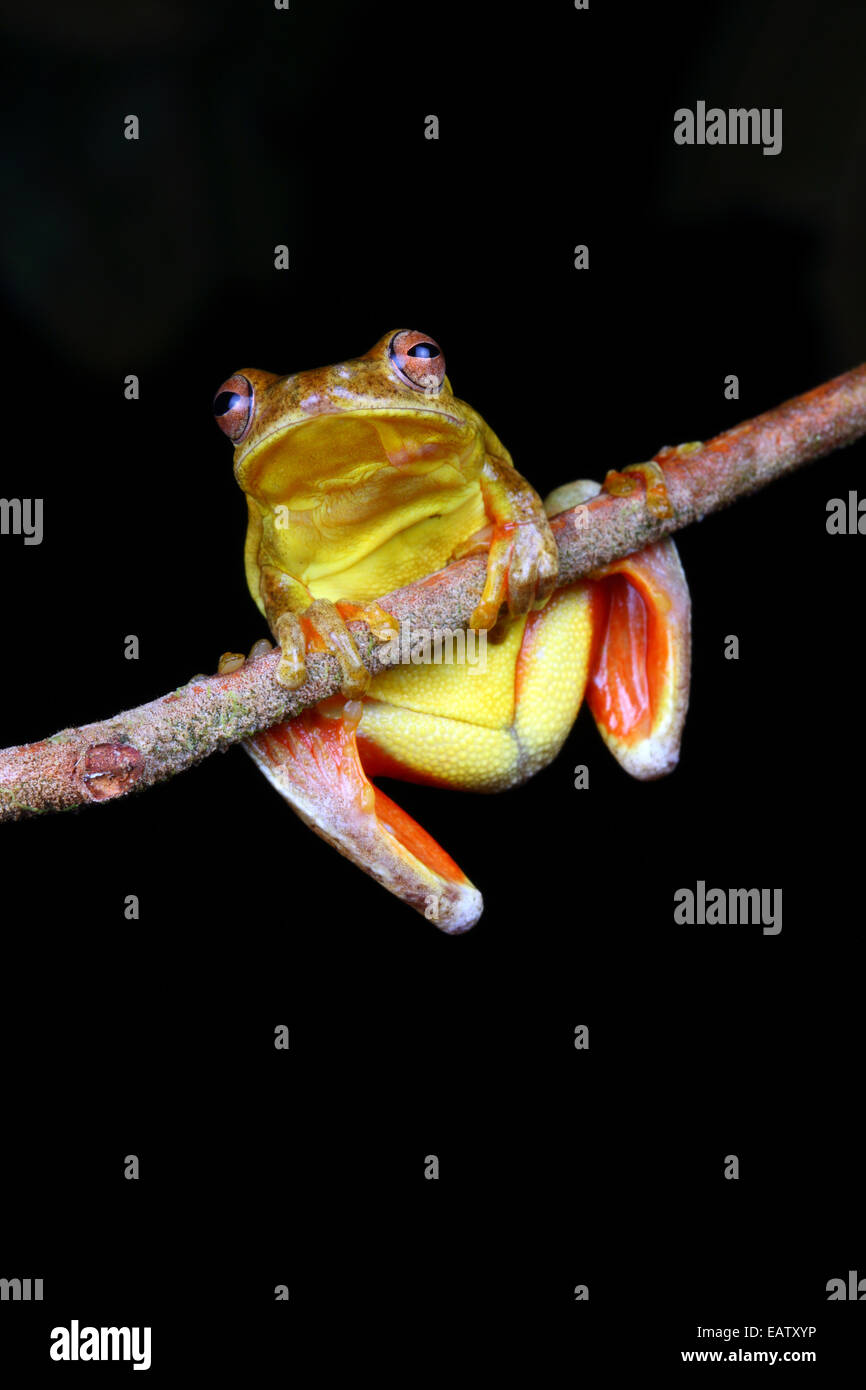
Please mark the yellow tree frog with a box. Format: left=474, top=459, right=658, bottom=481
left=213, top=330, right=690, bottom=932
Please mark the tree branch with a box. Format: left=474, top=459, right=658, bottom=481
left=2, top=363, right=864, bottom=822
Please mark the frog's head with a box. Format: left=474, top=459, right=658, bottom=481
left=214, top=329, right=482, bottom=505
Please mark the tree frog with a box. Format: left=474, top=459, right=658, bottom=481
left=214, top=330, right=690, bottom=932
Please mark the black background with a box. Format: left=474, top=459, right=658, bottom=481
left=1, top=0, right=864, bottom=1377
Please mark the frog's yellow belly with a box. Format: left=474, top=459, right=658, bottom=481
left=356, top=584, right=596, bottom=792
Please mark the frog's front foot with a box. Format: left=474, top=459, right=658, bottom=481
left=467, top=459, right=560, bottom=630
left=471, top=519, right=559, bottom=630
left=274, top=598, right=398, bottom=699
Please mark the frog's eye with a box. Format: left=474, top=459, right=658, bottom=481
left=389, top=330, right=445, bottom=392
left=213, top=373, right=254, bottom=443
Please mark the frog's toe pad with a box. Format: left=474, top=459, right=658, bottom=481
left=603, top=460, right=674, bottom=519
left=245, top=706, right=482, bottom=933
left=217, top=651, right=246, bottom=675
left=274, top=612, right=307, bottom=688
left=543, top=479, right=601, bottom=517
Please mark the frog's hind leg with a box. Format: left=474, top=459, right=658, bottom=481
left=245, top=700, right=483, bottom=934
left=544, top=478, right=691, bottom=780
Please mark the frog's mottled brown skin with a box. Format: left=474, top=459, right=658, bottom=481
left=215, top=331, right=691, bottom=931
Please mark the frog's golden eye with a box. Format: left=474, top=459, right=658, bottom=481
left=389, top=329, right=445, bottom=391
left=213, top=373, right=254, bottom=443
